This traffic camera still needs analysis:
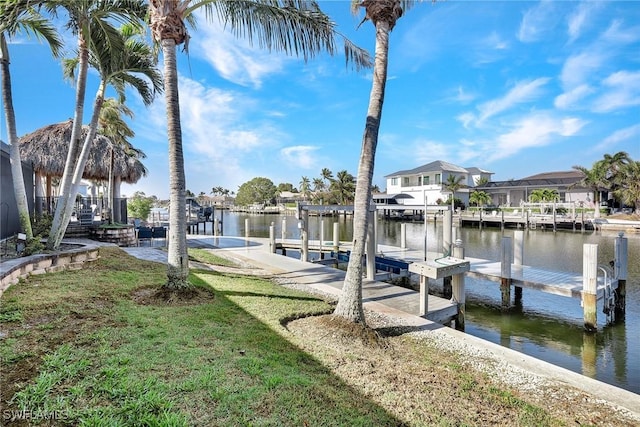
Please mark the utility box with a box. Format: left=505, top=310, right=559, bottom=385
left=408, top=257, right=470, bottom=279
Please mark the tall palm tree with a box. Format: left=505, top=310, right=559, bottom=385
left=334, top=0, right=412, bottom=323
left=613, top=160, right=640, bottom=214
left=572, top=161, right=608, bottom=219
left=321, top=167, right=333, bottom=187
left=443, top=174, right=465, bottom=211
left=48, top=19, right=162, bottom=249
left=148, top=0, right=371, bottom=291
left=98, top=97, right=137, bottom=224
left=1, top=0, right=62, bottom=239
left=331, top=169, right=355, bottom=205
left=299, top=176, right=311, bottom=201
left=46, top=0, right=148, bottom=249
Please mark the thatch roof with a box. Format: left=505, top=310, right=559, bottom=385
left=19, top=120, right=147, bottom=184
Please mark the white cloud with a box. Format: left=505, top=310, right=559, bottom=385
left=489, top=113, right=586, bottom=161
left=559, top=51, right=605, bottom=90
left=280, top=145, right=319, bottom=170
left=554, top=84, right=594, bottom=110
left=567, top=1, right=599, bottom=43
left=517, top=0, right=557, bottom=43
left=456, top=112, right=476, bottom=129
left=591, top=124, right=640, bottom=153
left=477, top=78, right=551, bottom=123
left=192, top=17, right=288, bottom=88
left=602, top=20, right=640, bottom=44
left=592, top=70, right=640, bottom=112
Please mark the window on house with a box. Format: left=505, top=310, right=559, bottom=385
left=391, top=177, right=398, bottom=186
left=424, top=176, right=430, bottom=185
left=435, top=174, right=441, bottom=184
left=417, top=176, right=422, bottom=186
left=403, top=177, right=410, bottom=186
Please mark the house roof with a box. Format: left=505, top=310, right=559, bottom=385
left=385, top=160, right=469, bottom=177
left=465, top=167, right=493, bottom=175
left=478, top=170, right=587, bottom=189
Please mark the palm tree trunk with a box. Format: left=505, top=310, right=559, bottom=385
left=48, top=81, right=105, bottom=249
left=113, top=175, right=122, bottom=223
left=47, top=39, right=89, bottom=250
left=108, top=148, right=114, bottom=224
left=334, top=21, right=390, bottom=323
left=162, top=38, right=190, bottom=290
left=1, top=35, right=33, bottom=239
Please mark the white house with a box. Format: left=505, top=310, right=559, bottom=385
left=383, top=160, right=493, bottom=206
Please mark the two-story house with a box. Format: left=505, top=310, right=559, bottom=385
left=383, top=160, right=493, bottom=206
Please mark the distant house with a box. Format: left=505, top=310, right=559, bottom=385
left=476, top=170, right=591, bottom=207
left=383, top=160, right=493, bottom=206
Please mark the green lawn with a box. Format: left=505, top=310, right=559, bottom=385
left=0, top=247, right=401, bottom=426
left=0, top=247, right=618, bottom=426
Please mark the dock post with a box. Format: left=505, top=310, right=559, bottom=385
left=281, top=218, right=287, bottom=240
left=452, top=239, right=465, bottom=331
left=214, top=218, right=219, bottom=236
left=320, top=220, right=325, bottom=259
left=400, top=223, right=407, bottom=249
left=244, top=218, right=250, bottom=239
left=333, top=222, right=339, bottom=253
left=419, top=274, right=428, bottom=317
left=513, top=230, right=524, bottom=306
left=269, top=223, right=276, bottom=253
left=443, top=210, right=453, bottom=299
left=583, top=243, right=598, bottom=332
left=301, top=209, right=309, bottom=262
left=366, top=209, right=376, bottom=280
left=501, top=209, right=504, bottom=230
left=501, top=236, right=513, bottom=311
left=479, top=209, right=483, bottom=230
left=614, top=232, right=628, bottom=322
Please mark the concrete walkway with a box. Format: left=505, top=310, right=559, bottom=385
left=117, top=235, right=640, bottom=417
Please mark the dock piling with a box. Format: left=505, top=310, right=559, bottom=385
left=269, top=223, right=276, bottom=253
left=333, top=222, right=339, bottom=253
left=514, top=230, right=524, bottom=306
left=614, top=233, right=628, bottom=322
left=583, top=243, right=598, bottom=332
left=501, top=236, right=513, bottom=311
left=452, top=239, right=466, bottom=331
left=244, top=218, right=250, bottom=239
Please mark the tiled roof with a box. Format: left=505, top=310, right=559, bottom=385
left=385, top=160, right=470, bottom=177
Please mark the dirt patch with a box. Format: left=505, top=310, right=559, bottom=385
left=285, top=313, right=639, bottom=427
left=130, top=285, right=215, bottom=306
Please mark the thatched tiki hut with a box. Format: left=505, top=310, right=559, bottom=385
left=19, top=119, right=147, bottom=223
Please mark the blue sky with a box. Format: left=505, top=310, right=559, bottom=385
left=3, top=1, right=639, bottom=199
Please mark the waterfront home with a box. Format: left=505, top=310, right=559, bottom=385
left=476, top=170, right=592, bottom=207
left=383, top=160, right=493, bottom=206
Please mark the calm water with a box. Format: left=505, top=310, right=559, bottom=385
left=204, top=211, right=639, bottom=394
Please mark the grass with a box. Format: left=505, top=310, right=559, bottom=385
left=0, top=247, right=633, bottom=426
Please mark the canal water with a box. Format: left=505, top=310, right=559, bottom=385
left=203, top=211, right=639, bottom=394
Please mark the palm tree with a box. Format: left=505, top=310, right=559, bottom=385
left=97, top=97, right=140, bottom=224
left=572, top=161, right=609, bottom=219
left=321, top=167, right=333, bottom=186
left=474, top=176, right=489, bottom=187
left=148, top=0, right=371, bottom=291
left=334, top=0, right=410, bottom=323
left=46, top=0, right=149, bottom=250
left=443, top=174, right=465, bottom=211
left=528, top=188, right=559, bottom=203
left=1, top=1, right=62, bottom=240
left=613, top=160, right=640, bottom=214
left=469, top=190, right=491, bottom=207
left=299, top=176, right=311, bottom=201
left=602, top=151, right=631, bottom=207
left=331, top=170, right=356, bottom=205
